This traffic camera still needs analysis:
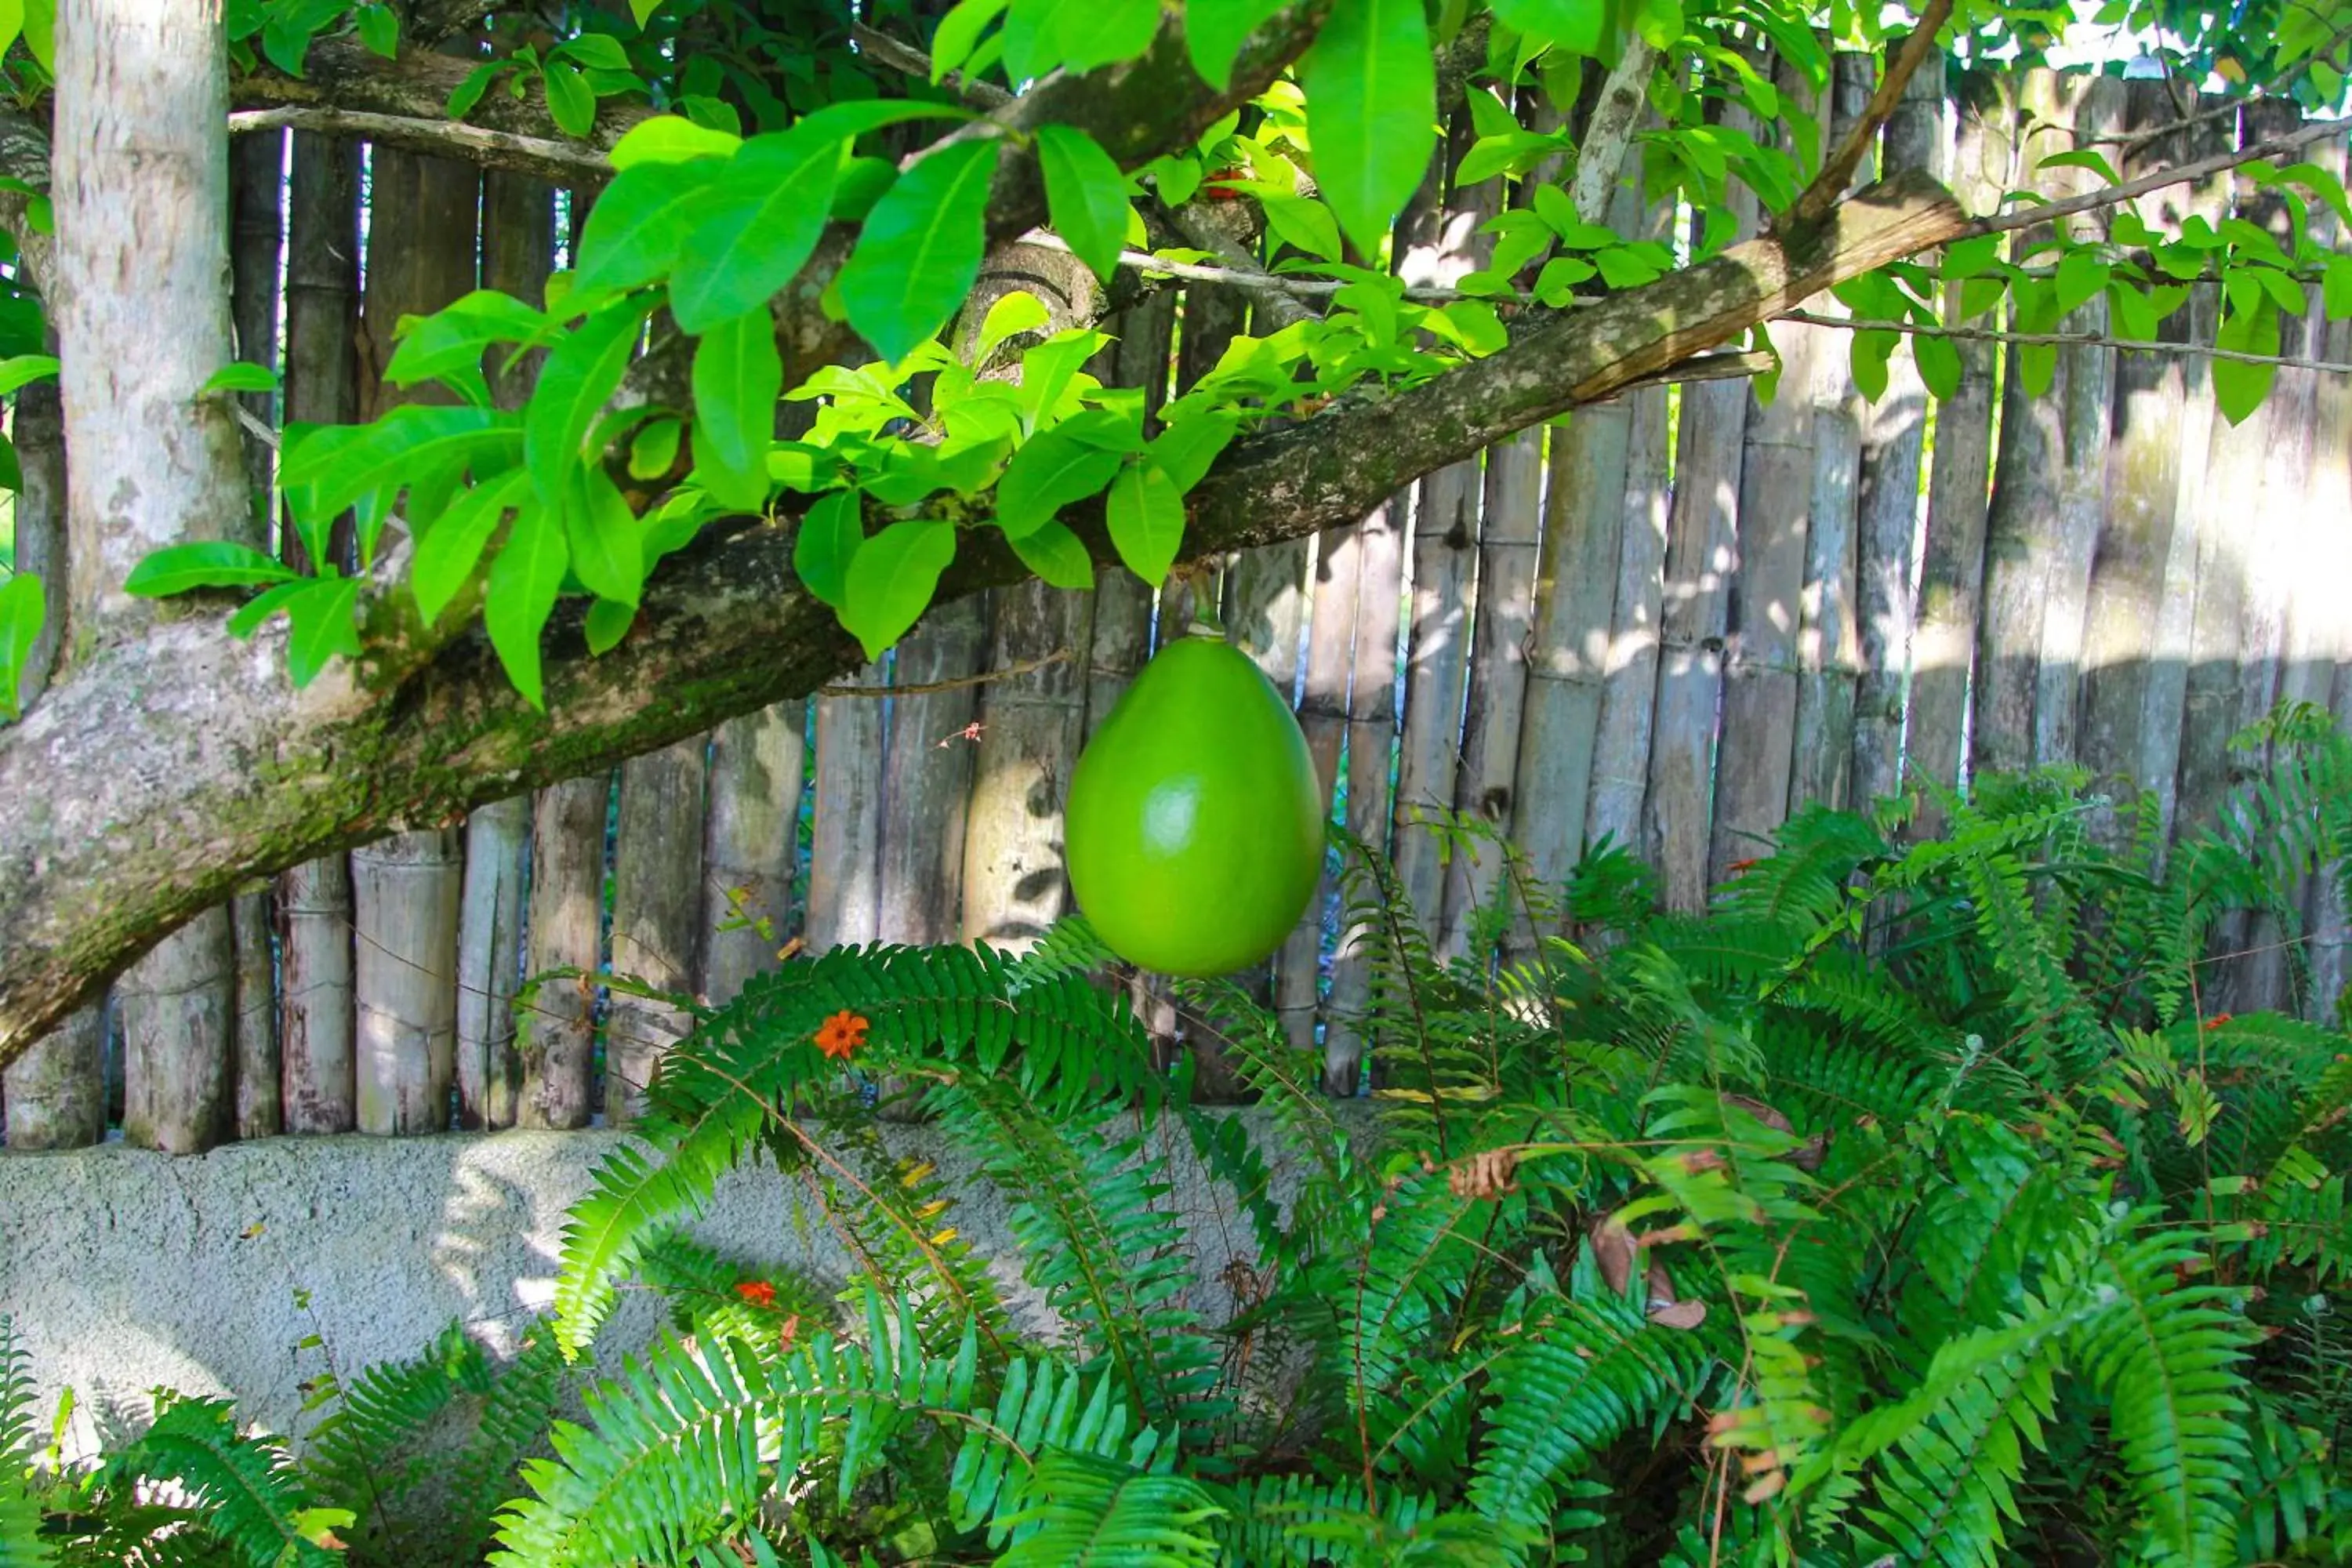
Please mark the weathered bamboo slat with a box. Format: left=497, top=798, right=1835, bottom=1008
left=1392, top=134, right=1495, bottom=933
left=1323, top=494, right=1406, bottom=1093
left=2292, top=193, right=2352, bottom=1022
left=880, top=602, right=986, bottom=946
left=606, top=739, right=708, bottom=1123
left=121, top=909, right=236, bottom=1153
left=960, top=585, right=1093, bottom=951
left=1908, top=75, right=2013, bottom=830
left=1849, top=46, right=1944, bottom=811
left=2082, top=82, right=2205, bottom=814
left=518, top=773, right=609, bottom=1130
left=350, top=143, right=477, bottom=1135
left=809, top=674, right=889, bottom=953
left=1276, top=525, right=1358, bottom=1050
left=703, top=705, right=808, bottom=1004
left=1974, top=71, right=2122, bottom=775
left=1, top=380, right=105, bottom=1150
left=278, top=131, right=361, bottom=1134
left=454, top=798, right=528, bottom=1129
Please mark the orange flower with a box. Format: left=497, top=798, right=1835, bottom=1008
left=735, top=1280, right=777, bottom=1308
left=815, top=1010, right=869, bottom=1060
left=2204, top=1013, right=2234, bottom=1031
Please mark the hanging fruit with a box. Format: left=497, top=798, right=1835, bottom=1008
left=1064, top=633, right=1323, bottom=976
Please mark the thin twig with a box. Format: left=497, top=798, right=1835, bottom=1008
left=849, top=22, right=1014, bottom=111
left=1778, top=308, right=2352, bottom=373
left=229, top=402, right=280, bottom=450
left=815, top=648, right=1071, bottom=698
left=1791, top=0, right=1956, bottom=227
left=2083, top=18, right=2352, bottom=154
left=1961, top=116, right=2349, bottom=241
left=226, top=105, right=611, bottom=180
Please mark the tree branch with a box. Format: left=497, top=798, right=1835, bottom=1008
left=1789, top=0, right=1954, bottom=227
left=1960, top=115, right=2347, bottom=238
left=227, top=104, right=610, bottom=182
left=0, top=167, right=1967, bottom=1065
left=1570, top=36, right=1660, bottom=225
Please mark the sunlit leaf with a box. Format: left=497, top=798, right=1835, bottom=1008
left=1303, top=0, right=1436, bottom=254
left=840, top=517, right=956, bottom=660
left=839, top=138, right=1001, bottom=364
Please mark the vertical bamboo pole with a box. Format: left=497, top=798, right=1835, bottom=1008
left=1849, top=46, right=1945, bottom=811
left=1583, top=373, right=1672, bottom=858
left=1908, top=74, right=2013, bottom=828
left=808, top=674, right=887, bottom=952
left=2292, top=172, right=2351, bottom=1022
left=606, top=739, right=707, bottom=1123
left=1323, top=493, right=1406, bottom=1092
left=1973, top=72, right=2121, bottom=776
left=119, top=912, right=235, bottom=1153
left=518, top=772, right=610, bottom=1129
left=702, top=706, right=807, bottom=1003
left=350, top=145, right=477, bottom=1134
left=880, top=603, right=985, bottom=946
left=0, top=377, right=104, bottom=1149
left=1393, top=122, right=1495, bottom=934
left=1646, top=98, right=1762, bottom=907
left=1276, top=524, right=1358, bottom=1050
left=228, top=127, right=285, bottom=1141
left=2081, top=82, right=2204, bottom=812
left=960, top=590, right=1094, bottom=950
left=277, top=132, right=359, bottom=1133
left=451, top=172, right=551, bottom=1131
left=1789, top=53, right=1875, bottom=816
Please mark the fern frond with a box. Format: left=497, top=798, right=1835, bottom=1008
left=93, top=1397, right=335, bottom=1568
left=2073, top=1219, right=2254, bottom=1567
left=1466, top=1289, right=1708, bottom=1530
left=990, top=1449, right=1223, bottom=1566
left=302, top=1319, right=485, bottom=1541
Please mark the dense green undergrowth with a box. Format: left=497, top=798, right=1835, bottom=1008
left=10, top=703, right=2352, bottom=1566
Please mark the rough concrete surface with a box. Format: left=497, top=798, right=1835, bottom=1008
left=0, top=1112, right=1308, bottom=1458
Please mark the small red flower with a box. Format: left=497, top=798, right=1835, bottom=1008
left=735, top=1279, right=777, bottom=1308
left=2204, top=1013, right=2234, bottom=1031
left=1203, top=165, right=1246, bottom=200
left=815, top=1009, right=869, bottom=1061
left=1726, top=857, right=1761, bottom=875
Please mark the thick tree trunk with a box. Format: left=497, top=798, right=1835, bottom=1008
left=57, top=0, right=252, bottom=1152
left=0, top=168, right=1972, bottom=1064
left=518, top=773, right=609, bottom=1129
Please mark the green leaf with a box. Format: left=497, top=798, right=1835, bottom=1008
left=629, top=416, right=682, bottom=480
left=1302, top=0, right=1435, bottom=255
left=931, top=0, right=1010, bottom=78
left=583, top=596, right=636, bottom=655
left=571, top=161, right=725, bottom=296
left=793, top=489, right=863, bottom=608
left=1185, top=0, right=1287, bottom=89
left=606, top=115, right=742, bottom=169
left=2055, top=250, right=2110, bottom=319
left=562, top=465, right=644, bottom=608
left=485, top=503, right=568, bottom=709
left=0, top=354, right=57, bottom=397
left=283, top=576, right=362, bottom=688
left=996, top=425, right=1123, bottom=538
left=124, top=541, right=301, bottom=597
left=840, top=517, right=956, bottom=660
left=839, top=138, right=1001, bottom=365
left=1489, top=0, right=1608, bottom=55
left=1147, top=410, right=1236, bottom=492
left=383, top=290, right=549, bottom=393
left=690, top=308, right=783, bottom=510
left=1037, top=125, right=1130, bottom=284
left=0, top=568, right=40, bottom=720
left=2215, top=297, right=2281, bottom=426
left=2038, top=147, right=2120, bottom=183
left=1105, top=458, right=1184, bottom=584
left=1850, top=329, right=1897, bottom=403
left=227, top=578, right=311, bottom=639
left=448, top=60, right=505, bottom=119
left=1257, top=192, right=1344, bottom=262
left=1915, top=330, right=1962, bottom=401
left=18, top=0, right=44, bottom=69
left=543, top=61, right=597, bottom=140
left=0, top=0, right=22, bottom=64
left=200, top=362, right=280, bottom=395
left=412, top=469, right=530, bottom=626
left=2019, top=341, right=2057, bottom=399
left=1008, top=517, right=1096, bottom=588
left=281, top=405, right=519, bottom=524
left=1001, top=0, right=1159, bottom=81
left=354, top=2, right=397, bottom=56
left=629, top=0, right=661, bottom=24
left=975, top=290, right=1051, bottom=364
left=524, top=296, right=648, bottom=507
left=260, top=13, right=313, bottom=78
left=2326, top=253, right=2352, bottom=321
left=557, top=33, right=632, bottom=71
